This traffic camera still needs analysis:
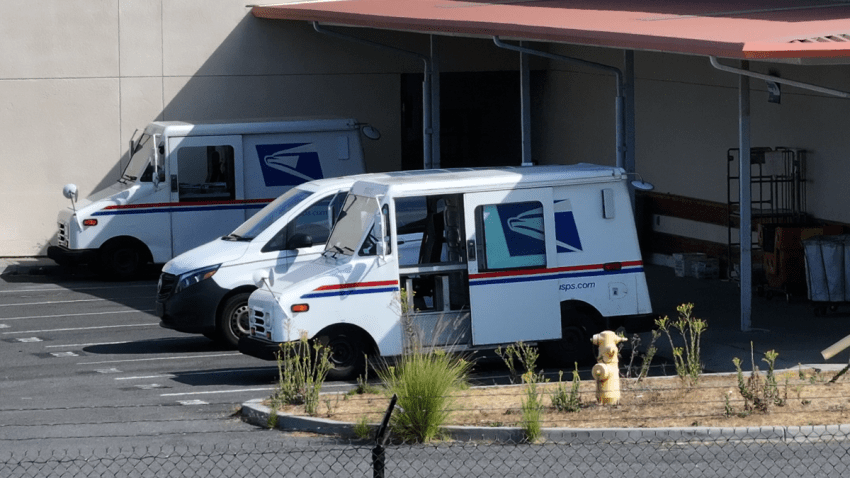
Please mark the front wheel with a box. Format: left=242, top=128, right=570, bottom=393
left=539, top=324, right=594, bottom=369
left=321, top=332, right=366, bottom=381
left=218, top=292, right=252, bottom=348
left=100, top=242, right=146, bottom=280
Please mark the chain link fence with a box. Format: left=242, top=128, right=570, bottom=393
left=3, top=428, right=849, bottom=478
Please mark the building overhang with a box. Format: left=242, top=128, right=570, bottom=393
left=252, top=0, right=850, bottom=63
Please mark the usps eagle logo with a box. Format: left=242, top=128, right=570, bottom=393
left=505, top=200, right=582, bottom=253
left=256, top=143, right=324, bottom=186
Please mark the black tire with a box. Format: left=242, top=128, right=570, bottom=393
left=539, top=322, right=594, bottom=369
left=218, top=292, right=251, bottom=348
left=323, top=332, right=366, bottom=381
left=100, top=242, right=145, bottom=280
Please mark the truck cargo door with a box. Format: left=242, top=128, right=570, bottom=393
left=168, top=135, right=244, bottom=257
left=463, top=188, right=561, bottom=346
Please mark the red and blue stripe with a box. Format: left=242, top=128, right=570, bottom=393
left=91, top=199, right=272, bottom=216
left=470, top=260, right=643, bottom=287
left=301, top=280, right=399, bottom=299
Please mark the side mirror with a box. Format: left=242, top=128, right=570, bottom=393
left=62, top=183, right=78, bottom=202
left=252, top=268, right=272, bottom=289
left=286, top=233, right=314, bottom=250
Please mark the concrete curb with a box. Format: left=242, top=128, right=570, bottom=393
left=239, top=398, right=850, bottom=444
left=0, top=257, right=58, bottom=276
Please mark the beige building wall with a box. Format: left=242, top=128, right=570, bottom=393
left=0, top=1, right=423, bottom=256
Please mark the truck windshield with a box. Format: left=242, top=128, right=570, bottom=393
left=228, top=188, right=313, bottom=240
left=122, top=133, right=157, bottom=183
left=324, top=194, right=379, bottom=257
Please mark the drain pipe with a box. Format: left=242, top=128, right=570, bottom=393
left=709, top=56, right=850, bottom=99
left=493, top=37, right=626, bottom=170
left=313, top=22, right=434, bottom=169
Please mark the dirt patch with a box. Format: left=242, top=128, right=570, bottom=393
left=274, top=367, right=850, bottom=429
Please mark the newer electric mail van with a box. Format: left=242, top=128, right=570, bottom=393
left=48, top=118, right=372, bottom=278
left=239, top=164, right=655, bottom=380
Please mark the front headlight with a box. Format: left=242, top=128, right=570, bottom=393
left=175, top=264, right=220, bottom=293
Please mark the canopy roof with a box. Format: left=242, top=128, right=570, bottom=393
left=252, top=0, right=850, bottom=60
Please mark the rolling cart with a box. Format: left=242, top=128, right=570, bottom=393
left=727, top=147, right=808, bottom=297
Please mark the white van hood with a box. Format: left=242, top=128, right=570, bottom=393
left=163, top=238, right=250, bottom=275
left=265, top=257, right=342, bottom=297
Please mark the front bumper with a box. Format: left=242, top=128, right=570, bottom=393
left=157, top=273, right=227, bottom=335
left=47, top=245, right=98, bottom=266
left=238, top=335, right=281, bottom=361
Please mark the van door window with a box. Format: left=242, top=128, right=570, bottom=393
left=262, top=193, right=345, bottom=252
left=475, top=201, right=546, bottom=270
left=360, top=204, right=390, bottom=256
left=176, top=145, right=235, bottom=201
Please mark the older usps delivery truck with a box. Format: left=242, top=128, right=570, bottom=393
left=239, top=164, right=656, bottom=380
left=48, top=118, right=372, bottom=278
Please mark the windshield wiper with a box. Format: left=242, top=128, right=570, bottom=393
left=323, top=244, right=351, bottom=258
left=221, top=234, right=249, bottom=241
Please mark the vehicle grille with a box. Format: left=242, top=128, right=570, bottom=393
left=57, top=222, right=68, bottom=247
left=250, top=309, right=266, bottom=335
left=157, top=273, right=177, bottom=300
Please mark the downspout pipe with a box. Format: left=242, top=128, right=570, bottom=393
left=493, top=37, right=626, bottom=170
left=313, top=22, right=434, bottom=169
left=709, top=56, right=850, bottom=99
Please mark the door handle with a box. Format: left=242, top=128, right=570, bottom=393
left=467, top=240, right=476, bottom=261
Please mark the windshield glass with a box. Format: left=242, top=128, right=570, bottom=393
left=229, top=188, right=313, bottom=240
left=325, top=194, right=379, bottom=257
left=122, top=133, right=157, bottom=183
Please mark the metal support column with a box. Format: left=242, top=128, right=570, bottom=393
left=520, top=42, right=533, bottom=166
left=429, top=35, right=441, bottom=169
left=624, top=50, right=637, bottom=205
left=739, top=62, right=753, bottom=332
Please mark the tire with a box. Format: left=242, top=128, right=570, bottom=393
left=322, top=332, right=366, bottom=381
left=100, top=242, right=145, bottom=280
left=218, top=292, right=252, bottom=348
left=539, top=321, right=595, bottom=369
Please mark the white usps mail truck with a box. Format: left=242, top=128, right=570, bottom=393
left=48, top=117, right=371, bottom=279
left=239, top=164, right=655, bottom=380
left=157, top=170, right=453, bottom=347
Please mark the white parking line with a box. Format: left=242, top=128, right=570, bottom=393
left=2, top=323, right=158, bottom=335
left=46, top=336, right=188, bottom=349
left=46, top=340, right=131, bottom=349
left=0, top=309, right=154, bottom=322
left=0, top=284, right=153, bottom=293
left=116, top=374, right=177, bottom=381
left=0, top=298, right=107, bottom=307
left=78, top=352, right=241, bottom=365
left=161, top=387, right=275, bottom=397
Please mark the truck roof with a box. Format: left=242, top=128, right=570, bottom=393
left=295, top=168, right=489, bottom=193
left=350, top=164, right=625, bottom=197
left=144, top=117, right=358, bottom=137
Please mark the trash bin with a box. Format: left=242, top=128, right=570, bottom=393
left=803, top=235, right=850, bottom=306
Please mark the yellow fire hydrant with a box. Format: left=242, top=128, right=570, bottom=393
left=591, top=331, right=626, bottom=405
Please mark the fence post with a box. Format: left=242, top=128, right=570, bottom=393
left=372, top=393, right=398, bottom=478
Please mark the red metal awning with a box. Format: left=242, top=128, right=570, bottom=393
left=252, top=0, right=850, bottom=60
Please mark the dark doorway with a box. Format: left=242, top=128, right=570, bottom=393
left=401, top=71, right=542, bottom=170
